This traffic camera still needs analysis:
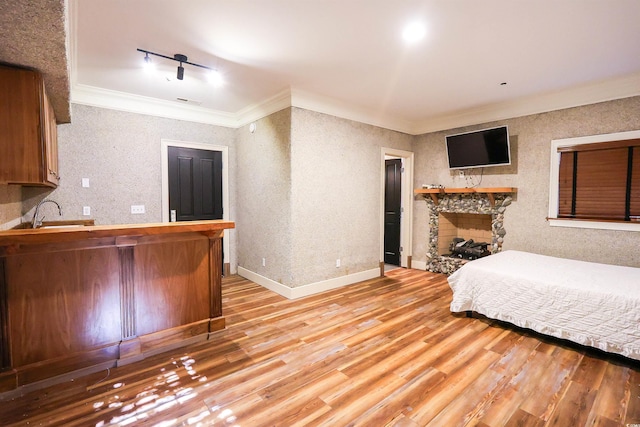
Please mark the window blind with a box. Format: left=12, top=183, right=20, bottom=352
left=558, top=141, right=638, bottom=222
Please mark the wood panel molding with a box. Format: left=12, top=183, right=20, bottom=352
left=0, top=220, right=234, bottom=393
left=119, top=246, right=136, bottom=340
left=0, top=258, right=10, bottom=371
left=209, top=236, right=222, bottom=318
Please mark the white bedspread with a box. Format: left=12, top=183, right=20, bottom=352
left=447, top=250, right=640, bottom=360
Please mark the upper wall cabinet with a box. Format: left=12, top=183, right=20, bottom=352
left=0, top=65, right=60, bottom=187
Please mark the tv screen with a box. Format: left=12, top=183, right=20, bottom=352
left=446, top=126, right=511, bottom=169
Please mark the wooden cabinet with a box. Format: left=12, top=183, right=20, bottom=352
left=0, top=220, right=234, bottom=392
left=0, top=65, right=60, bottom=187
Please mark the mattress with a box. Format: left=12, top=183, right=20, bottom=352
left=447, top=250, right=640, bottom=360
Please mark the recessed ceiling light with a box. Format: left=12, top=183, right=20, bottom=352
left=402, top=22, right=426, bottom=43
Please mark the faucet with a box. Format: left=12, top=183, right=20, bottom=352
left=32, top=199, right=62, bottom=228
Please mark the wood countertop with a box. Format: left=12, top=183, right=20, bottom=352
left=0, top=220, right=235, bottom=246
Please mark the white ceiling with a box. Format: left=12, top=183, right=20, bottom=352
left=71, top=0, right=640, bottom=134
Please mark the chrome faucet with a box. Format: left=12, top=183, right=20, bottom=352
left=32, top=199, right=62, bottom=228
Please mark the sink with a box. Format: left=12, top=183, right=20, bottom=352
left=13, top=220, right=95, bottom=230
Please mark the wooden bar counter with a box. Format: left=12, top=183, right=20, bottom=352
left=0, top=220, right=234, bottom=392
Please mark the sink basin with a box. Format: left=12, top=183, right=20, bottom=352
left=13, top=220, right=95, bottom=230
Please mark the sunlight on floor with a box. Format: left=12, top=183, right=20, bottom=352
left=90, top=354, right=240, bottom=427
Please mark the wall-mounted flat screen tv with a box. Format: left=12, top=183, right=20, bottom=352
left=446, top=125, right=511, bottom=169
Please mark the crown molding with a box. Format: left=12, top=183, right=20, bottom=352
left=234, top=89, right=292, bottom=127
left=410, top=71, right=640, bottom=134
left=290, top=88, right=414, bottom=134
left=71, top=83, right=238, bottom=127
left=70, top=71, right=640, bottom=135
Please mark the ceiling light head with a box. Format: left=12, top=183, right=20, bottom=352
left=402, top=22, right=427, bottom=43
left=174, top=54, right=188, bottom=80
left=143, top=53, right=155, bottom=72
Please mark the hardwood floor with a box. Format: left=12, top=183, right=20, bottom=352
left=1, top=268, right=639, bottom=426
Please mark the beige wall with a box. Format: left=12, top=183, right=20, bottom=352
left=290, top=108, right=413, bottom=286
left=236, top=107, right=414, bottom=288
left=412, top=95, right=640, bottom=268
left=235, top=108, right=293, bottom=285
left=0, top=185, right=22, bottom=229
left=2, top=96, right=639, bottom=289
left=22, top=104, right=239, bottom=268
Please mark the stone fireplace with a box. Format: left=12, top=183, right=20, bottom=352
left=419, top=189, right=515, bottom=274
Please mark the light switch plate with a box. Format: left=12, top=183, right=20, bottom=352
left=82, top=178, right=90, bottom=188
left=131, top=205, right=145, bottom=214
left=83, top=206, right=91, bottom=216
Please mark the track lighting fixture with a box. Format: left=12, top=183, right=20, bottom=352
left=137, top=48, right=222, bottom=84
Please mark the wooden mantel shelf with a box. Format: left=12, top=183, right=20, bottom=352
left=414, top=187, right=517, bottom=206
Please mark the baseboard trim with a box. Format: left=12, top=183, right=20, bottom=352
left=411, top=260, right=427, bottom=271
left=237, top=267, right=380, bottom=299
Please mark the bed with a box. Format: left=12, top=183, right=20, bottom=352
left=447, top=250, right=640, bottom=360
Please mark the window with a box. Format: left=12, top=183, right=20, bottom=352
left=548, top=130, right=640, bottom=231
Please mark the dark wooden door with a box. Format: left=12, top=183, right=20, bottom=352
left=384, top=159, right=402, bottom=265
left=168, top=146, right=223, bottom=221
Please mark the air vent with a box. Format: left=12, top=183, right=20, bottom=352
left=175, top=98, right=203, bottom=106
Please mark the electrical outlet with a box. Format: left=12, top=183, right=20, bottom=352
left=81, top=178, right=90, bottom=188
left=336, top=258, right=341, bottom=268
left=262, top=258, right=266, bottom=267
left=83, top=206, right=91, bottom=216
left=131, top=205, right=145, bottom=214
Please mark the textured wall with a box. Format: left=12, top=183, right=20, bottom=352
left=412, top=96, right=640, bottom=268
left=0, top=185, right=22, bottom=229
left=235, top=109, right=293, bottom=284
left=0, top=0, right=70, bottom=122
left=290, top=107, right=413, bottom=286
left=21, top=103, right=238, bottom=267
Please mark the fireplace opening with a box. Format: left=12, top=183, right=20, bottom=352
left=438, top=212, right=492, bottom=260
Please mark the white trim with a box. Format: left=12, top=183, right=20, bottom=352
left=412, top=71, right=640, bottom=134
left=410, top=260, right=427, bottom=271
left=160, top=139, right=232, bottom=262
left=237, top=266, right=380, bottom=300
left=548, top=219, right=640, bottom=232
left=548, top=129, right=640, bottom=232
left=70, top=71, right=640, bottom=135
left=290, top=88, right=413, bottom=134
left=235, top=89, right=291, bottom=127
left=380, top=148, right=414, bottom=268
left=72, top=84, right=238, bottom=127
left=70, top=68, right=640, bottom=135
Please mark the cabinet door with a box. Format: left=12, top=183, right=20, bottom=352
left=0, top=67, right=41, bottom=184
left=0, top=65, right=58, bottom=187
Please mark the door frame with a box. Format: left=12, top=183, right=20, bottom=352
left=161, top=139, right=230, bottom=265
left=379, top=148, right=414, bottom=269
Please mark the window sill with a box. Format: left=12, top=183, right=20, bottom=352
left=548, top=217, right=640, bottom=232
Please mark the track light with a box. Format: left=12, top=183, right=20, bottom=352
left=143, top=52, right=154, bottom=72
left=137, top=48, right=222, bottom=84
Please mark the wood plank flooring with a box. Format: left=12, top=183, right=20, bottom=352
left=1, top=268, right=640, bottom=426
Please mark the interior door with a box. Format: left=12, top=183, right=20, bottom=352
left=168, top=146, right=223, bottom=221
left=384, top=159, right=402, bottom=265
